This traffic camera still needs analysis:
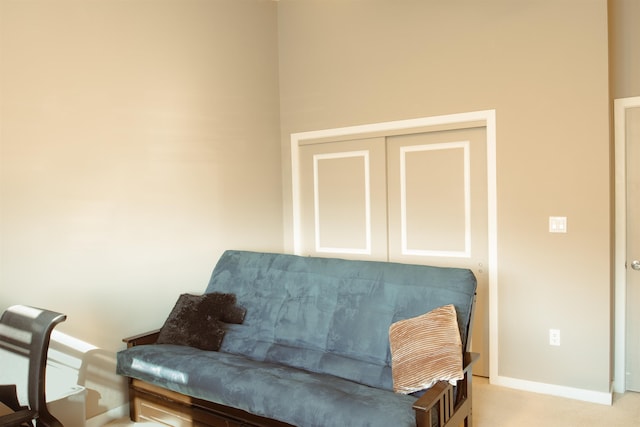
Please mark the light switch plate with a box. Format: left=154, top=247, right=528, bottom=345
left=549, top=216, right=567, bottom=233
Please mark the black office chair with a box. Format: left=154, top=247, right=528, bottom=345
left=0, top=305, right=66, bottom=427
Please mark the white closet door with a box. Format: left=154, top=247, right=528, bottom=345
left=298, top=137, right=388, bottom=260
left=296, top=127, right=490, bottom=376
left=386, top=127, right=489, bottom=376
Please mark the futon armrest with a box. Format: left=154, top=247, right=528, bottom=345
left=122, top=329, right=161, bottom=348
left=412, top=352, right=479, bottom=427
left=0, top=409, right=38, bottom=427
left=413, top=381, right=449, bottom=414
left=461, top=352, right=480, bottom=374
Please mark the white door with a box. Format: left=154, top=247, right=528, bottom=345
left=625, top=102, right=640, bottom=391
left=297, top=126, right=490, bottom=377
left=386, top=127, right=489, bottom=377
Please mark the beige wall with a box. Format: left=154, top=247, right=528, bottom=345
left=278, top=0, right=611, bottom=393
left=1, top=0, right=634, bottom=418
left=609, top=0, right=640, bottom=99
left=0, top=0, right=282, bottom=418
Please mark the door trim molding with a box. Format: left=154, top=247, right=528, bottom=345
left=313, top=150, right=373, bottom=255
left=614, top=96, right=640, bottom=393
left=399, top=141, right=471, bottom=258
left=290, top=109, right=497, bottom=378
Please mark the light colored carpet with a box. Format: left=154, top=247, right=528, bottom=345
left=473, top=376, right=640, bottom=427
left=103, top=419, right=165, bottom=427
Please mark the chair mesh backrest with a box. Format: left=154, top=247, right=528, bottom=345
left=0, top=305, right=66, bottom=426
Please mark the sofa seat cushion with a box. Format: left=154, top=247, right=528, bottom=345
left=117, top=344, right=417, bottom=427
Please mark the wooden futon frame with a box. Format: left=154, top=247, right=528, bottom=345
left=122, top=330, right=478, bottom=427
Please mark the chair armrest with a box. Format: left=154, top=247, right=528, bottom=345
left=413, top=352, right=479, bottom=427
left=122, top=329, right=161, bottom=348
left=0, top=409, right=38, bottom=427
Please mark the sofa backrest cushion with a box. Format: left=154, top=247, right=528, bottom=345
left=205, top=250, right=476, bottom=391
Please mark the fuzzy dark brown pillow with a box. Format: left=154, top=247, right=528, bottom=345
left=156, top=292, right=246, bottom=351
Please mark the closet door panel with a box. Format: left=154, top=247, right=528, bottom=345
left=387, top=127, right=490, bottom=376
left=387, top=127, right=487, bottom=264
left=400, top=142, right=468, bottom=256
left=298, top=137, right=388, bottom=260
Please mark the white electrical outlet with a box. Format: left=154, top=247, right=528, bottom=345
left=549, top=329, right=561, bottom=346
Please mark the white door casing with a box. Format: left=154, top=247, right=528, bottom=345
left=614, top=96, right=640, bottom=393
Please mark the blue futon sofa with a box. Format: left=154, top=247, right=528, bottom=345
left=117, top=250, right=478, bottom=427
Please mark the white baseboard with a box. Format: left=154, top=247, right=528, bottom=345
left=491, top=375, right=612, bottom=405
left=86, top=404, right=129, bottom=427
